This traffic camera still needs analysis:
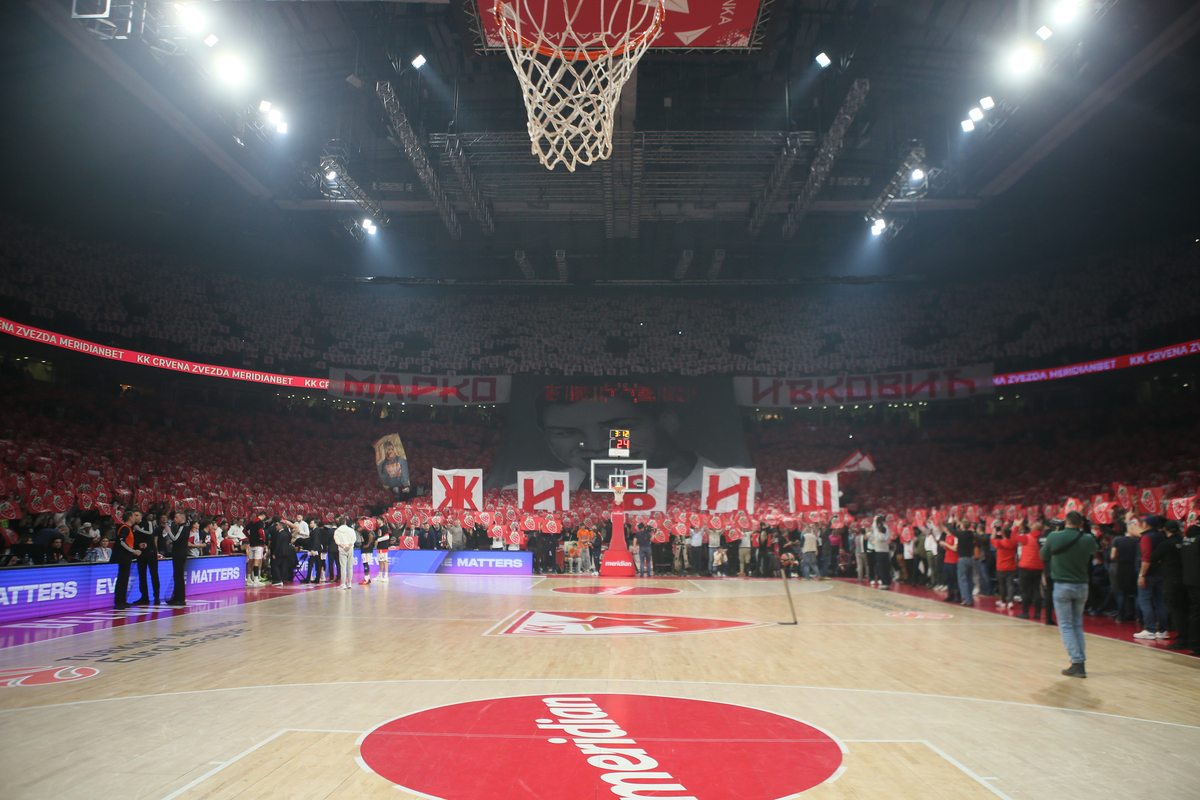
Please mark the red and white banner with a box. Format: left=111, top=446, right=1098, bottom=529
left=431, top=468, right=483, bottom=511
left=517, top=471, right=570, bottom=511
left=734, top=365, right=994, bottom=408
left=623, top=468, right=668, bottom=516
left=328, top=369, right=509, bottom=406
left=787, top=471, right=839, bottom=514
left=700, top=467, right=756, bottom=513
left=832, top=450, right=875, bottom=474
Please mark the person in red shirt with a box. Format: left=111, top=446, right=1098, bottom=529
left=993, top=523, right=1020, bottom=610
left=941, top=524, right=961, bottom=603
left=1015, top=522, right=1046, bottom=620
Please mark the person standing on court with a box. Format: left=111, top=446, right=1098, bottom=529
left=132, top=512, right=161, bottom=605
left=165, top=515, right=192, bottom=607
left=1041, top=510, right=1098, bottom=678
left=869, top=515, right=891, bottom=588
left=634, top=523, right=653, bottom=577
left=112, top=510, right=144, bottom=609
left=333, top=517, right=357, bottom=589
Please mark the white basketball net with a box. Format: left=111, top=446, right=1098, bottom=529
left=611, top=485, right=627, bottom=506
left=495, top=0, right=664, bottom=172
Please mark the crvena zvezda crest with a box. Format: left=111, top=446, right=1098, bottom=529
left=489, top=610, right=767, bottom=636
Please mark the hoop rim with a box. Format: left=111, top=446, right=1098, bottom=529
left=493, top=0, right=665, bottom=62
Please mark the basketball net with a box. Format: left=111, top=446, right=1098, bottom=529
left=612, top=485, right=627, bottom=506
left=494, top=0, right=664, bottom=172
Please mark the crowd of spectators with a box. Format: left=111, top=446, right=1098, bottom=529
left=2, top=214, right=1198, bottom=378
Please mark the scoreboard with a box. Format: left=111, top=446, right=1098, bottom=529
left=608, top=429, right=630, bottom=458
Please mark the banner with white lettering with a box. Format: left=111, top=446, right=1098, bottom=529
left=734, top=365, right=994, bottom=408
left=328, top=369, right=510, bottom=405
left=432, top=468, right=484, bottom=511
left=788, top=471, right=840, bottom=514
left=517, top=471, right=570, bottom=511
left=700, top=467, right=756, bottom=513
left=624, top=468, right=668, bottom=516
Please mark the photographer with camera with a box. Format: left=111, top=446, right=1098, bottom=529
left=1041, top=511, right=1098, bottom=678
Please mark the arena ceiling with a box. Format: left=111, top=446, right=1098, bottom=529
left=2, top=0, right=1199, bottom=286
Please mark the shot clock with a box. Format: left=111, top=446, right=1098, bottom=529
left=608, top=429, right=630, bottom=458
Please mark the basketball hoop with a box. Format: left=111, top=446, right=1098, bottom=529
left=494, top=0, right=665, bottom=172
left=612, top=485, right=627, bottom=506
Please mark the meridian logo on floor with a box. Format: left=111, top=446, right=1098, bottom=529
left=359, top=694, right=844, bottom=799
left=488, top=610, right=768, bottom=636
left=0, top=665, right=99, bottom=687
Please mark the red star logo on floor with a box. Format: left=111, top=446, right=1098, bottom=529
left=551, top=585, right=681, bottom=596
left=488, top=610, right=769, bottom=636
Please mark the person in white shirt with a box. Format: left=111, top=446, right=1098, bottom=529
left=226, top=520, right=245, bottom=549
left=923, top=525, right=940, bottom=588
left=332, top=517, right=357, bottom=589
left=739, top=528, right=752, bottom=577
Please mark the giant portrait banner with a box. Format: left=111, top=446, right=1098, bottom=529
left=734, top=365, right=995, bottom=408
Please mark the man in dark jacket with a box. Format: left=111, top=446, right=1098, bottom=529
left=1154, top=521, right=1189, bottom=650
left=112, top=510, right=145, bottom=609
left=133, top=514, right=160, bottom=605
left=166, top=513, right=190, bottom=607
left=1181, top=526, right=1200, bottom=656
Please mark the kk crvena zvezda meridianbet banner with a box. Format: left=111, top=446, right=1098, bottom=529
left=517, top=471, right=570, bottom=511
left=701, top=467, right=756, bottom=513
left=432, top=468, right=483, bottom=511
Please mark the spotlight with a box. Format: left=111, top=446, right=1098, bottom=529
left=176, top=3, right=204, bottom=32
left=870, top=219, right=886, bottom=235
left=204, top=33, right=219, bottom=47
left=961, top=119, right=975, bottom=132
left=1009, top=47, right=1036, bottom=74
left=968, top=107, right=984, bottom=122
left=268, top=109, right=282, bottom=124
left=363, top=219, right=375, bottom=229
left=258, top=100, right=272, bottom=112
left=980, top=96, right=995, bottom=110
left=815, top=52, right=832, bottom=68
left=1036, top=26, right=1053, bottom=40
left=911, top=168, right=925, bottom=181
left=275, top=122, right=287, bottom=134
left=325, top=169, right=338, bottom=180
left=365, top=224, right=377, bottom=234
left=1053, top=0, right=1080, bottom=23
left=411, top=54, right=427, bottom=69
left=215, top=55, right=244, bottom=83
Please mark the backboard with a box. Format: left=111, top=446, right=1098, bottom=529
left=590, top=459, right=647, bottom=493
left=459, top=0, right=774, bottom=56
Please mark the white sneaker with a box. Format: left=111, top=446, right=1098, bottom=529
left=973, top=588, right=981, bottom=596
left=1132, top=630, right=1157, bottom=639
left=1155, top=632, right=1170, bottom=639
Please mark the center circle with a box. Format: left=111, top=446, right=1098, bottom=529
left=360, top=693, right=844, bottom=799
left=551, top=586, right=681, bottom=596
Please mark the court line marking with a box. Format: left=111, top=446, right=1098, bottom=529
left=3, top=677, right=1197, bottom=731
left=481, top=609, right=775, bottom=637
left=842, top=739, right=1015, bottom=800
left=159, top=728, right=366, bottom=800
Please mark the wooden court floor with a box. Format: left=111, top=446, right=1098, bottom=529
left=1, top=574, right=1197, bottom=800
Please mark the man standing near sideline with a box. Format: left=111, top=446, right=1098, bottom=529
left=112, top=510, right=144, bottom=609
left=132, top=512, right=160, bottom=605
left=333, top=517, right=357, bottom=589
left=1041, top=510, right=1098, bottom=678
left=166, top=513, right=190, bottom=607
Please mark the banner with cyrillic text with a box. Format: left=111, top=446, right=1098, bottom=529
left=788, top=471, right=840, bottom=513
left=328, top=369, right=510, bottom=405
left=701, top=467, right=756, bottom=513
left=517, top=471, right=570, bottom=511
left=432, top=469, right=484, bottom=511
left=734, top=365, right=994, bottom=408
left=625, top=468, right=669, bottom=516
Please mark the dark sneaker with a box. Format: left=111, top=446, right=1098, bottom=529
left=1061, top=662, right=1086, bottom=678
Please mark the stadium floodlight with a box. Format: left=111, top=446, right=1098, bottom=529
left=1009, top=47, right=1037, bottom=74
left=961, top=119, right=975, bottom=132
left=215, top=54, right=244, bottom=83
left=258, top=100, right=272, bottom=112
left=870, top=219, right=885, bottom=235
left=980, top=96, right=995, bottom=110
left=411, top=54, right=427, bottom=69
left=968, top=107, right=984, bottom=122
left=1054, top=1, right=1080, bottom=23
left=204, top=33, right=219, bottom=47
left=815, top=52, right=832, bottom=68
left=325, top=169, right=337, bottom=180
left=1036, top=26, right=1053, bottom=40
left=911, top=168, right=925, bottom=181
left=275, top=123, right=287, bottom=134
left=268, top=109, right=282, bottom=124
left=363, top=219, right=373, bottom=228
left=176, top=3, right=204, bottom=32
